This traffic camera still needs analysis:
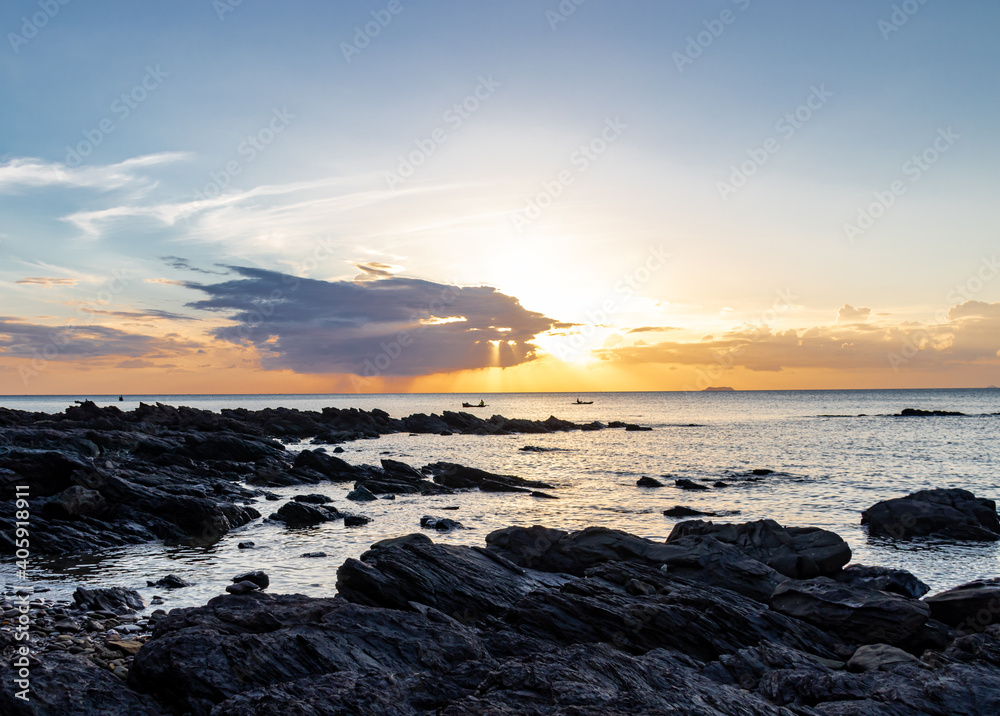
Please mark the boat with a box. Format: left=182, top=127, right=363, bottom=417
left=462, top=402, right=487, bottom=408
left=573, top=399, right=593, bottom=404
left=118, top=395, right=124, bottom=401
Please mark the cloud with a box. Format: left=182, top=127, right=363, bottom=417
left=160, top=256, right=229, bottom=275
left=16, top=277, right=79, bottom=287
left=75, top=307, right=197, bottom=322
left=0, top=153, right=191, bottom=194
left=0, top=317, right=197, bottom=360
left=594, top=302, right=1000, bottom=374
left=353, top=261, right=398, bottom=281
left=185, top=267, right=559, bottom=376
left=837, top=304, right=871, bottom=323
left=626, top=326, right=681, bottom=333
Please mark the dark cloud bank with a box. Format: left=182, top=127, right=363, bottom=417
left=185, top=267, right=563, bottom=376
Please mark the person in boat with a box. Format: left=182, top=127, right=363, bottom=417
left=478, top=399, right=485, bottom=407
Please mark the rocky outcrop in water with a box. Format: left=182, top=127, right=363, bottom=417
left=0, top=402, right=610, bottom=557
left=861, top=488, right=1000, bottom=540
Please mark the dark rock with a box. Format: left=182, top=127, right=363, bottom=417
left=624, top=423, right=652, bottom=431
left=846, top=643, right=921, bottom=672
left=0, top=651, right=162, bottom=715
left=292, top=449, right=359, bottom=481
left=232, top=570, right=269, bottom=590
left=714, top=481, right=730, bottom=488
left=379, top=458, right=423, bottom=480
left=771, top=577, right=931, bottom=646
left=667, top=519, right=852, bottom=579
left=420, top=515, right=464, bottom=531
left=862, top=488, right=1000, bottom=540
left=899, top=408, right=966, bottom=416
left=57, top=485, right=107, bottom=516
left=343, top=514, right=371, bottom=527
left=226, top=580, right=260, bottom=595
left=146, top=574, right=192, bottom=589
left=237, top=541, right=255, bottom=549
left=291, top=493, right=332, bottom=504
left=925, top=578, right=1000, bottom=633
left=675, top=478, right=710, bottom=491
left=73, top=586, right=146, bottom=614
left=346, top=485, right=377, bottom=502
left=272, top=500, right=342, bottom=527
left=751, top=468, right=775, bottom=476
left=423, top=461, right=553, bottom=491
left=664, top=506, right=717, bottom=517
left=835, top=564, right=930, bottom=599
left=530, top=490, right=558, bottom=499
left=637, top=476, right=664, bottom=488
left=300, top=552, right=327, bottom=558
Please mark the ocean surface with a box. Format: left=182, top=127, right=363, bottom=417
left=2, top=389, right=998, bottom=609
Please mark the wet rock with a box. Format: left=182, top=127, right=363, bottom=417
left=530, top=490, right=558, bottom=499
left=675, top=478, right=710, bottom=491
left=73, top=587, right=146, bottom=614
left=272, top=500, right=342, bottom=526
left=624, top=423, right=652, bottom=431
left=343, top=514, right=371, bottom=527
left=292, top=449, right=359, bottom=481
left=899, top=408, right=966, bottom=416
left=291, top=493, right=332, bottom=504
left=300, top=552, right=327, bottom=559
left=232, top=570, right=269, bottom=590
left=106, top=639, right=144, bottom=657
left=637, top=476, right=664, bottom=487
left=146, top=574, right=191, bottom=589
left=237, top=541, right=255, bottom=549
left=925, top=578, right=1000, bottom=633
left=862, top=488, right=1000, bottom=541
left=423, top=461, right=553, bottom=492
left=664, top=506, right=717, bottom=517
left=226, top=581, right=260, bottom=595
left=346, top=485, right=377, bottom=502
left=420, top=515, right=464, bottom=531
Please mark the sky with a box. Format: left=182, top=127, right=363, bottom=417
left=1, top=0, right=999, bottom=394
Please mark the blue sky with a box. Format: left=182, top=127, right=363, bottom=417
left=2, top=0, right=999, bottom=392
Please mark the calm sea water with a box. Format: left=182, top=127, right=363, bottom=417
left=2, top=390, right=998, bottom=608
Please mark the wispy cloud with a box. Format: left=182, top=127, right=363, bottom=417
left=0, top=152, right=191, bottom=193
left=16, top=277, right=79, bottom=287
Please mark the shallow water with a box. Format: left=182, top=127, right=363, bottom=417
left=1, top=389, right=998, bottom=609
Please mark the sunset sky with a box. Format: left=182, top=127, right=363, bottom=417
left=2, top=0, right=999, bottom=394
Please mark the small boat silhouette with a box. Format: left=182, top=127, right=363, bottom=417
left=573, top=399, right=593, bottom=404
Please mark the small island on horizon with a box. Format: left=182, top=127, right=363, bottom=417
left=702, top=386, right=736, bottom=392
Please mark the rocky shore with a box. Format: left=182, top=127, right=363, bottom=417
left=3, top=402, right=1000, bottom=714
left=2, top=520, right=1000, bottom=714
left=0, top=401, right=636, bottom=556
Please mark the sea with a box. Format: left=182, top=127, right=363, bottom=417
left=1, top=389, right=998, bottom=609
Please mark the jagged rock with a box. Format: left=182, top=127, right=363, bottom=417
left=0, top=651, right=162, bottom=715
left=637, top=476, right=664, bottom=487
left=346, top=485, right=377, bottom=502
left=862, top=488, right=1000, bottom=540
left=771, top=577, right=931, bottom=646
left=925, top=578, right=1000, bottom=633
left=292, top=449, right=359, bottom=481
left=835, top=564, right=930, bottom=599
left=342, top=514, right=371, bottom=527
left=423, top=462, right=553, bottom=491
left=73, top=586, right=146, bottom=614
left=667, top=519, right=851, bottom=579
